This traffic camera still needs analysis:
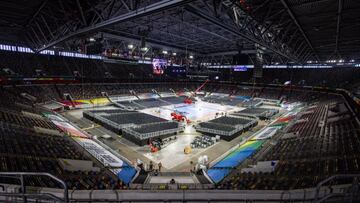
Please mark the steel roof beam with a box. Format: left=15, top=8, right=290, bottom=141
left=206, top=50, right=257, bottom=56
left=292, top=0, right=333, bottom=8
left=76, top=0, right=87, bottom=26
left=280, top=0, right=320, bottom=62
left=166, top=15, right=234, bottom=43
left=335, top=0, right=343, bottom=56
left=37, top=0, right=198, bottom=52
left=120, top=0, right=131, bottom=12
left=102, top=31, right=203, bottom=54
left=126, top=21, right=216, bottom=49
left=185, top=4, right=298, bottom=62
left=25, top=0, right=48, bottom=27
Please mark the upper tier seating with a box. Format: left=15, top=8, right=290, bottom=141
left=218, top=100, right=360, bottom=190
left=0, top=110, right=58, bottom=130
left=198, top=122, right=236, bottom=132
left=133, top=98, right=168, bottom=108
left=210, top=116, right=253, bottom=126
left=130, top=122, right=179, bottom=134
left=0, top=91, right=127, bottom=189
left=0, top=126, right=124, bottom=190
left=104, top=112, right=166, bottom=125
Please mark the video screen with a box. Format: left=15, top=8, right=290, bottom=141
left=152, top=58, right=167, bottom=75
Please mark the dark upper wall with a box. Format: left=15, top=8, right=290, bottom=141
left=223, top=67, right=360, bottom=88
left=0, top=51, right=153, bottom=80
left=1, top=51, right=360, bottom=89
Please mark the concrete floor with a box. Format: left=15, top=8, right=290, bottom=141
left=62, top=103, right=274, bottom=172
left=141, top=126, right=208, bottom=169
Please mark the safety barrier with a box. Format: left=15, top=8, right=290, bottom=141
left=1, top=179, right=357, bottom=203
left=0, top=172, right=68, bottom=203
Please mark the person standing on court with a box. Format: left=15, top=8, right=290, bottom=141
left=158, top=162, right=162, bottom=172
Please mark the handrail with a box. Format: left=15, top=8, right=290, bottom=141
left=0, top=172, right=68, bottom=203
left=67, top=198, right=306, bottom=202
left=0, top=192, right=65, bottom=202
left=280, top=190, right=291, bottom=202
left=202, top=169, right=214, bottom=184
left=316, top=193, right=347, bottom=203
left=0, top=181, right=357, bottom=202
left=314, top=174, right=360, bottom=202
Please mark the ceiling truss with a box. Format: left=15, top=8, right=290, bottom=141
left=0, top=0, right=357, bottom=64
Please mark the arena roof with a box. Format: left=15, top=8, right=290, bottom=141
left=0, top=0, right=359, bottom=64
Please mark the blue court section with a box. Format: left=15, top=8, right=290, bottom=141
left=207, top=140, right=264, bottom=183
left=212, top=150, right=254, bottom=168
left=117, top=162, right=137, bottom=184
left=233, top=96, right=251, bottom=100
left=207, top=168, right=232, bottom=183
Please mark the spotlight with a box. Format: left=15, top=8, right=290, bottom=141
left=162, top=50, right=168, bottom=54
left=172, top=52, right=177, bottom=56
left=128, top=44, right=134, bottom=49
left=189, top=55, right=194, bottom=59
